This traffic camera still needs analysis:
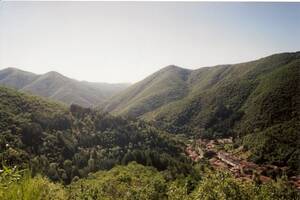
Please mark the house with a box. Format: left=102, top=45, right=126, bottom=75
left=217, top=137, right=233, bottom=144
left=206, top=140, right=216, bottom=149
left=217, top=151, right=240, bottom=168
left=186, top=146, right=201, bottom=162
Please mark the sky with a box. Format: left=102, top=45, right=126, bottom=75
left=0, top=2, right=299, bottom=83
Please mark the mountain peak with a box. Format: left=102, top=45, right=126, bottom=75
left=45, top=71, right=62, bottom=76
left=4, top=67, right=17, bottom=70
left=164, top=65, right=183, bottom=70
left=43, top=71, right=67, bottom=80
left=158, top=65, right=190, bottom=74
left=165, top=64, right=180, bottom=68
left=167, top=64, right=192, bottom=71
left=1, top=67, right=23, bottom=73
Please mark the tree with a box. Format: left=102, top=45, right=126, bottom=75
left=21, top=123, right=43, bottom=152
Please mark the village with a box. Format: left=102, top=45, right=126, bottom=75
left=185, top=137, right=300, bottom=191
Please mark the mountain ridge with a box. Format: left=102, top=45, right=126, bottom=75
left=0, top=67, right=130, bottom=107
left=103, top=51, right=299, bottom=122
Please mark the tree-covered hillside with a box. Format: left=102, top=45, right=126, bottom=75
left=103, top=52, right=299, bottom=135
left=0, top=86, right=191, bottom=184
left=103, top=65, right=191, bottom=117
left=103, top=52, right=300, bottom=172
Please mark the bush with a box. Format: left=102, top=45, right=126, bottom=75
left=0, top=166, right=67, bottom=200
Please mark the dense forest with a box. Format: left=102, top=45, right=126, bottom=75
left=0, top=86, right=192, bottom=184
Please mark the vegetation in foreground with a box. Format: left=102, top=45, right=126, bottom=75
left=1, top=163, right=299, bottom=200
left=0, top=166, right=66, bottom=200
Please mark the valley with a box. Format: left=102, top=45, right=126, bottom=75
left=1, top=1, right=299, bottom=198
left=0, top=51, right=299, bottom=199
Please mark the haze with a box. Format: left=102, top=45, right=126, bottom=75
left=0, top=2, right=299, bottom=83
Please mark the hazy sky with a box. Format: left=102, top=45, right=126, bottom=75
left=0, top=2, right=299, bottom=83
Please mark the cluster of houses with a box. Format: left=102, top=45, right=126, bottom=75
left=185, top=146, right=202, bottom=162
left=213, top=151, right=272, bottom=183
left=185, top=138, right=300, bottom=190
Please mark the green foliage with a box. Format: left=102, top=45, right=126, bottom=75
left=167, top=179, right=189, bottom=200
left=191, top=172, right=252, bottom=200
left=67, top=164, right=300, bottom=200
left=255, top=178, right=300, bottom=200
left=0, top=166, right=67, bottom=200
left=242, top=121, right=300, bottom=174
left=0, top=165, right=23, bottom=187
left=189, top=171, right=300, bottom=200
left=68, top=162, right=168, bottom=200
left=1, top=164, right=298, bottom=200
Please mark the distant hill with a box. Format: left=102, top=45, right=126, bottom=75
left=0, top=68, right=129, bottom=107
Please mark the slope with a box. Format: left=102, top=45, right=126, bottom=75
left=103, top=65, right=190, bottom=117
left=103, top=52, right=299, bottom=135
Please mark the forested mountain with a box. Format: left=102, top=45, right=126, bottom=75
left=0, top=68, right=129, bottom=107
left=0, top=86, right=191, bottom=184
left=103, top=65, right=191, bottom=117
left=103, top=52, right=299, bottom=133
left=103, top=52, right=300, bottom=171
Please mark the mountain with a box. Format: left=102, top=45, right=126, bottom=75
left=103, top=52, right=299, bottom=131
left=0, top=68, right=129, bottom=107
left=103, top=52, right=300, bottom=171
left=0, top=54, right=299, bottom=199
left=103, top=65, right=191, bottom=117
